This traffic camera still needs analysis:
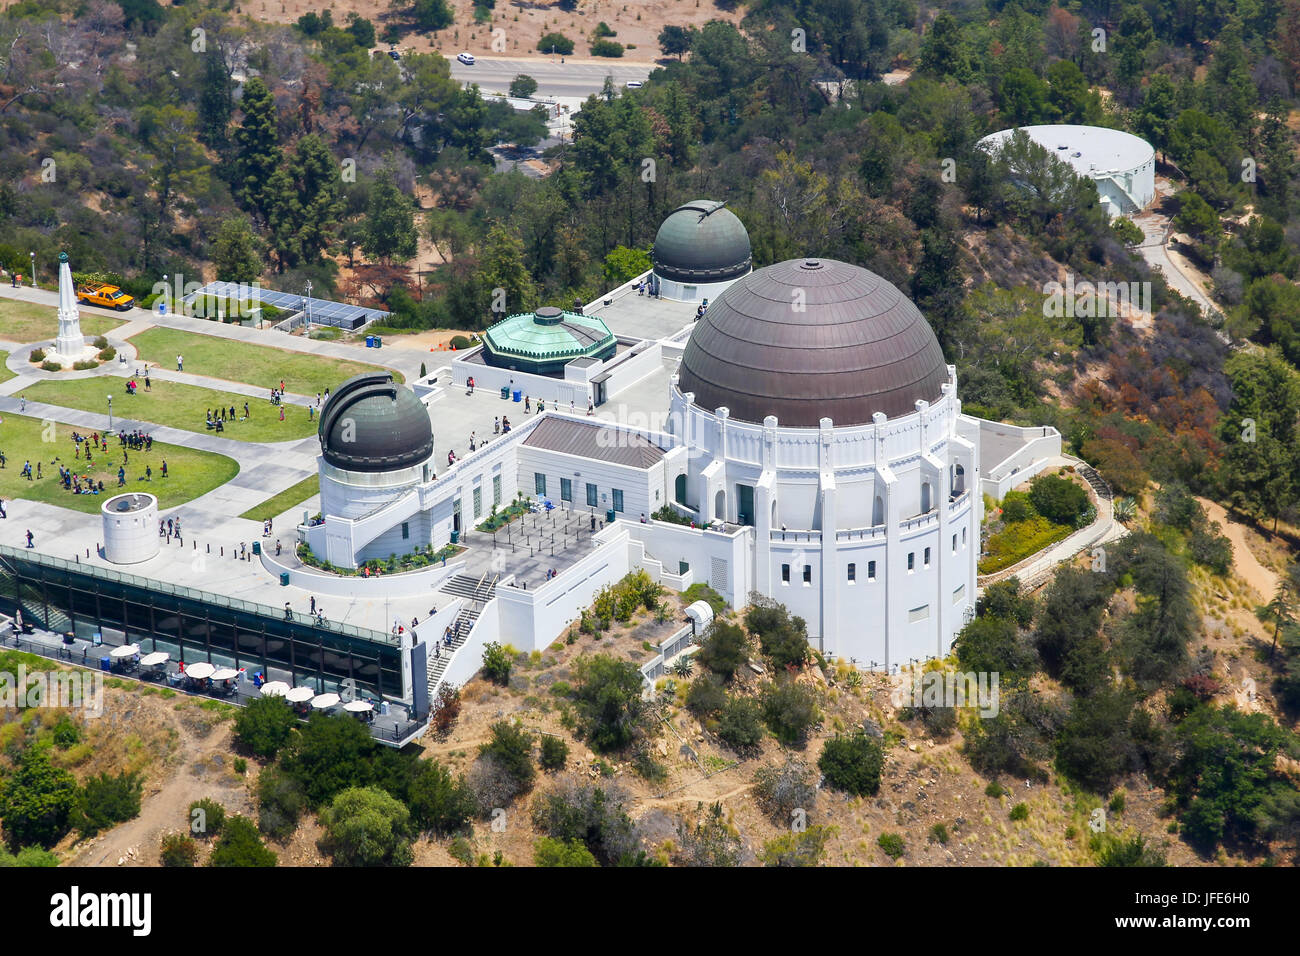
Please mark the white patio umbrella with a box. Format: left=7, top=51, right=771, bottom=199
left=285, top=686, right=315, bottom=703
left=110, top=644, right=140, bottom=659
left=260, top=681, right=290, bottom=697
left=185, top=662, right=215, bottom=680
left=210, top=668, right=240, bottom=681
left=343, top=700, right=374, bottom=713
left=311, top=693, right=341, bottom=710
left=139, top=651, right=169, bottom=667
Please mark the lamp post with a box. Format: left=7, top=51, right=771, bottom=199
left=107, top=395, right=112, bottom=430
left=29, top=251, right=35, bottom=288
left=304, top=280, right=313, bottom=329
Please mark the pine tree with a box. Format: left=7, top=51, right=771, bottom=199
left=233, top=77, right=282, bottom=223
left=361, top=168, right=418, bottom=265
left=197, top=48, right=234, bottom=150
left=211, top=216, right=265, bottom=283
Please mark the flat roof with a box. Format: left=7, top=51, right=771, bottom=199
left=523, top=415, right=665, bottom=469
left=978, top=125, right=1154, bottom=175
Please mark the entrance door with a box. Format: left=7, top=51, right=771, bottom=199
left=452, top=499, right=461, bottom=534
left=737, top=484, right=754, bottom=527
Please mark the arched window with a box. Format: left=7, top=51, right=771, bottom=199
left=675, top=473, right=687, bottom=505
left=873, top=495, right=884, bottom=526
left=921, top=482, right=932, bottom=513
left=714, top=489, right=726, bottom=523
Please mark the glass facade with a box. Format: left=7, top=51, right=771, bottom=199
left=0, top=547, right=403, bottom=700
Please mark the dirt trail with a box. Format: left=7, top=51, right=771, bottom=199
left=1197, top=497, right=1279, bottom=599
left=67, top=721, right=248, bottom=867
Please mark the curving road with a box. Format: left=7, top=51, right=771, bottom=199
left=446, top=55, right=653, bottom=98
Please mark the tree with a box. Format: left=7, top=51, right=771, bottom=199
left=412, top=0, right=453, bottom=31
left=482, top=641, right=512, bottom=685
left=1055, top=689, right=1138, bottom=793
left=1257, top=575, right=1297, bottom=662
left=478, top=721, right=536, bottom=794
left=234, top=695, right=298, bottom=759
left=266, top=134, right=344, bottom=271
left=818, top=731, right=884, bottom=796
left=197, top=47, right=234, bottom=150
left=751, top=761, right=817, bottom=825
left=658, top=24, right=695, bottom=61
left=478, top=223, right=537, bottom=317
left=1028, top=473, right=1090, bottom=526
left=256, top=767, right=306, bottom=840
left=717, top=696, right=764, bottom=753
left=0, top=747, right=78, bottom=849
left=319, top=786, right=414, bottom=867
left=159, top=833, right=199, bottom=867
left=508, top=74, right=537, bottom=98
left=760, top=680, right=820, bottom=747
left=530, top=777, right=641, bottom=864
left=211, top=216, right=264, bottom=284
left=534, top=836, right=598, bottom=866
left=696, top=620, right=750, bottom=681
left=571, top=654, right=644, bottom=752
left=280, top=713, right=379, bottom=808
left=537, top=32, right=574, bottom=56
left=208, top=815, right=277, bottom=867
left=602, top=245, right=650, bottom=286
left=361, top=167, right=418, bottom=265
left=232, top=77, right=282, bottom=222
left=917, top=12, right=971, bottom=81
left=744, top=600, right=811, bottom=670
left=407, top=759, right=475, bottom=834
left=1217, top=348, right=1300, bottom=532
left=76, top=771, right=142, bottom=837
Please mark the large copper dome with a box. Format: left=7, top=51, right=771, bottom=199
left=677, top=258, right=950, bottom=427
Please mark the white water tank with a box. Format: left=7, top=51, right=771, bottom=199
left=101, top=493, right=159, bottom=564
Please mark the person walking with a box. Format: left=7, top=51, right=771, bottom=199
left=524, top=395, right=531, bottom=413
left=25, top=529, right=33, bottom=548
left=310, top=596, right=316, bottom=616
left=587, top=399, right=594, bottom=415
left=144, top=372, right=150, bottom=391
left=176, top=354, right=183, bottom=371
left=244, top=402, right=249, bottom=419
left=19, top=395, right=25, bottom=413
left=161, top=460, right=167, bottom=478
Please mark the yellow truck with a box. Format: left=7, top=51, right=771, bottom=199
left=76, top=282, right=135, bottom=311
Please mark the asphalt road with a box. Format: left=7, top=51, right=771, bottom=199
left=446, top=55, right=654, bottom=98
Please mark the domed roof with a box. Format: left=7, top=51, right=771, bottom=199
left=652, top=199, right=752, bottom=283
left=677, top=258, right=950, bottom=427
left=319, top=372, right=433, bottom=472
left=482, top=306, right=617, bottom=374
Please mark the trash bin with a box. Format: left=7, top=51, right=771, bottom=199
left=99, top=656, right=112, bottom=672
left=512, top=389, right=522, bottom=402
left=279, top=572, right=290, bottom=586
left=606, top=508, right=616, bottom=524
left=158, top=301, right=167, bottom=316
left=374, top=337, right=381, bottom=348
left=365, top=335, right=374, bottom=348
left=500, top=386, right=510, bottom=399
left=450, top=530, right=460, bottom=544
left=252, top=541, right=261, bottom=556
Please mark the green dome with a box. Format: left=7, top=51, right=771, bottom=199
left=481, top=307, right=617, bottom=375
left=652, top=199, right=752, bottom=283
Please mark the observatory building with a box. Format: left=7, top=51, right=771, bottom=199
left=978, top=124, right=1156, bottom=219
left=304, top=206, right=1062, bottom=671
left=650, top=199, right=752, bottom=301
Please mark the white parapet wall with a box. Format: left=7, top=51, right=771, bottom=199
left=978, top=421, right=1064, bottom=499
left=259, top=550, right=468, bottom=600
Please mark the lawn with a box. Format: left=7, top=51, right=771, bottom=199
left=0, top=413, right=239, bottom=515
left=0, top=352, right=13, bottom=385
left=238, top=474, right=319, bottom=521
left=20, top=375, right=319, bottom=443
left=127, top=326, right=402, bottom=395
left=0, top=299, right=124, bottom=344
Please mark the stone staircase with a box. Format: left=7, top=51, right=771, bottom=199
left=425, top=574, right=498, bottom=698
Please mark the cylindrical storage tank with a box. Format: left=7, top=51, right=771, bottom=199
left=101, top=493, right=160, bottom=564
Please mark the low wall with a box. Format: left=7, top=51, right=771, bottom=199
left=496, top=527, right=633, bottom=651
left=450, top=350, right=592, bottom=407
left=439, top=597, right=501, bottom=691
left=624, top=519, right=750, bottom=609
left=597, top=340, right=664, bottom=400
left=413, top=599, right=465, bottom=648
left=259, top=549, right=467, bottom=600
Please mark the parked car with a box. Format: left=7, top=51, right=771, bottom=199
left=625, top=80, right=644, bottom=89
left=388, top=49, right=401, bottom=60
left=457, top=52, right=476, bottom=65
left=76, top=283, right=135, bottom=311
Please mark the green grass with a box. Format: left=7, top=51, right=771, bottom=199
left=21, top=375, right=320, bottom=443
left=0, top=352, right=13, bottom=385
left=238, top=475, right=320, bottom=521
left=0, top=413, right=239, bottom=514
left=127, top=326, right=402, bottom=394
left=0, top=299, right=124, bottom=344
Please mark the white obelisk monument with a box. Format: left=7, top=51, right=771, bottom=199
left=54, top=251, right=86, bottom=360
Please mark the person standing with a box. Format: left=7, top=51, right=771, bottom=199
left=19, top=395, right=25, bottom=413
left=279, top=405, right=285, bottom=422
left=176, top=354, right=183, bottom=371
left=0, top=499, right=6, bottom=518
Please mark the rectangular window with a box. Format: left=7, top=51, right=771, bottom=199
left=802, top=565, right=812, bottom=585
left=953, top=584, right=966, bottom=605
left=952, top=533, right=957, bottom=554
left=847, top=563, right=856, bottom=582
left=907, top=552, right=915, bottom=572
left=867, top=560, right=876, bottom=581
left=586, top=482, right=598, bottom=507
left=781, top=564, right=790, bottom=584
left=493, top=475, right=502, bottom=506
left=535, top=472, right=546, bottom=496
left=962, top=527, right=967, bottom=545
left=560, top=477, right=573, bottom=502
left=473, top=486, right=482, bottom=518
left=924, top=547, right=931, bottom=568
left=401, top=522, right=409, bottom=540
left=612, top=488, right=624, bottom=512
